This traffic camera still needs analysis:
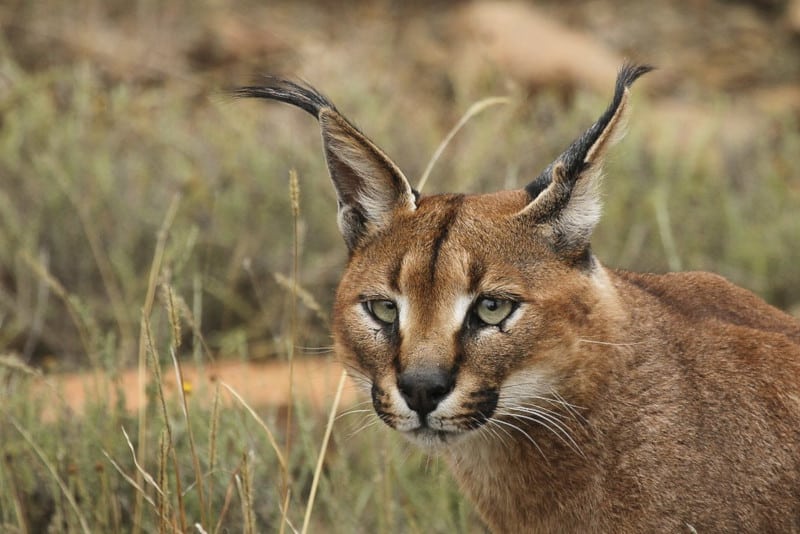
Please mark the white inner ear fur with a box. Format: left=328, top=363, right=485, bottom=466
left=519, top=86, right=632, bottom=242
left=552, top=165, right=603, bottom=242
left=321, top=112, right=416, bottom=230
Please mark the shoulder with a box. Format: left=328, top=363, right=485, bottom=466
left=611, top=269, right=800, bottom=344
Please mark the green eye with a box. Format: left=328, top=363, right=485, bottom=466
left=475, top=297, right=514, bottom=326
left=366, top=300, right=398, bottom=324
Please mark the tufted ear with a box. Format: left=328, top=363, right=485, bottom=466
left=518, top=63, right=653, bottom=260
left=235, top=79, right=417, bottom=251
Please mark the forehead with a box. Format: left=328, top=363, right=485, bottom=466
left=395, top=189, right=529, bottom=246
left=350, top=189, right=534, bottom=290
left=424, top=188, right=529, bottom=219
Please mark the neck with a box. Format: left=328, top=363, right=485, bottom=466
left=445, top=416, right=602, bottom=533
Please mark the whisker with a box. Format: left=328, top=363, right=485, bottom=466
left=335, top=407, right=374, bottom=421
left=345, top=410, right=376, bottom=429
left=342, top=399, right=373, bottom=408
left=498, top=407, right=584, bottom=457
left=339, top=367, right=372, bottom=393
left=340, top=362, right=371, bottom=382
left=498, top=381, right=543, bottom=391
left=342, top=371, right=369, bottom=383
left=500, top=384, right=583, bottom=408
left=470, top=417, right=493, bottom=444
left=345, top=417, right=381, bottom=440
left=491, top=418, right=548, bottom=462
left=498, top=385, right=587, bottom=426
left=478, top=418, right=510, bottom=450
left=392, top=440, right=417, bottom=467
left=485, top=419, right=514, bottom=448
left=501, top=401, right=568, bottom=421
left=424, top=452, right=436, bottom=473
left=549, top=388, right=589, bottom=425
left=297, top=345, right=336, bottom=354
left=577, top=338, right=646, bottom=347
left=345, top=381, right=371, bottom=393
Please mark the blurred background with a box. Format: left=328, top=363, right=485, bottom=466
left=1, top=1, right=800, bottom=531
left=2, top=0, right=799, bottom=370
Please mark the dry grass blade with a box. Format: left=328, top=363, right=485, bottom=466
left=135, top=193, right=181, bottom=534
left=273, top=272, right=328, bottom=325
left=207, top=384, right=221, bottom=526
left=170, top=278, right=216, bottom=364
left=8, top=418, right=91, bottom=534
left=289, top=168, right=300, bottom=217
left=0, top=353, right=41, bottom=377
left=221, top=382, right=288, bottom=473
left=213, top=465, right=241, bottom=534
left=170, top=346, right=208, bottom=529
left=283, top=169, right=301, bottom=518
left=279, top=488, right=294, bottom=534
left=102, top=449, right=158, bottom=509
left=170, top=448, right=187, bottom=533
left=417, top=96, right=511, bottom=193
left=19, top=252, right=95, bottom=361
left=157, top=430, right=172, bottom=534
left=240, top=452, right=256, bottom=534
left=122, top=426, right=164, bottom=497
left=143, top=317, right=172, bottom=441
left=162, top=284, right=182, bottom=350
left=301, top=369, right=348, bottom=534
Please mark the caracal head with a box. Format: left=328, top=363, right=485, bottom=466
left=237, top=64, right=652, bottom=449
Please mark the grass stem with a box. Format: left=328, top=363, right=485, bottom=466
left=301, top=369, right=348, bottom=534
left=134, top=194, right=181, bottom=533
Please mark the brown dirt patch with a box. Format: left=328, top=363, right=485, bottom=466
left=33, top=358, right=358, bottom=421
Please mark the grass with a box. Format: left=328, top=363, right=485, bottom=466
left=2, top=1, right=800, bottom=532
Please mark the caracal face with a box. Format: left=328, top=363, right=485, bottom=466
left=333, top=189, right=600, bottom=450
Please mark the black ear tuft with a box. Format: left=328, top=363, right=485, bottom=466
left=525, top=62, right=654, bottom=203
left=233, top=77, right=335, bottom=118
left=235, top=77, right=417, bottom=252
left=524, top=171, right=552, bottom=202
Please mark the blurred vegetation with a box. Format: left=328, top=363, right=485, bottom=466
left=1, top=0, right=799, bottom=531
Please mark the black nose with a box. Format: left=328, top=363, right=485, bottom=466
left=397, top=367, right=455, bottom=419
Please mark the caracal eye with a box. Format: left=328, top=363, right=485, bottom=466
left=475, top=297, right=514, bottom=326
left=366, top=300, right=398, bottom=324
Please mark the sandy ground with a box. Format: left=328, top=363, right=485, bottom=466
left=31, top=358, right=359, bottom=421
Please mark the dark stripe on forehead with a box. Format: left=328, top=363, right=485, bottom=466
left=429, top=195, right=465, bottom=284
left=468, top=260, right=486, bottom=294
left=388, top=254, right=404, bottom=293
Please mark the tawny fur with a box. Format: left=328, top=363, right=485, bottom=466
left=237, top=64, right=800, bottom=533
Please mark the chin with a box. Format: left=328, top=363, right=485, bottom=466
left=401, top=427, right=473, bottom=452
